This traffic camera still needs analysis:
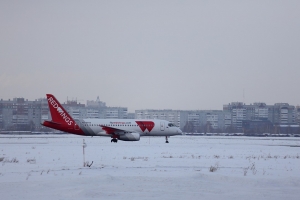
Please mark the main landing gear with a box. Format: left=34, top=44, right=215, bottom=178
left=165, top=136, right=169, bottom=143
left=111, top=138, right=118, bottom=143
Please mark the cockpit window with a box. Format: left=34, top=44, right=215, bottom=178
left=168, top=123, right=175, bottom=127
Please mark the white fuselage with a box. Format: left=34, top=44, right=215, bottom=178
left=76, top=119, right=182, bottom=137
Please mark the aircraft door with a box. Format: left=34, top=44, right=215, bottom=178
left=160, top=122, right=165, bottom=131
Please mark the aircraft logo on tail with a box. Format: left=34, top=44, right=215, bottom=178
left=48, top=96, right=73, bottom=126
left=57, top=107, right=63, bottom=113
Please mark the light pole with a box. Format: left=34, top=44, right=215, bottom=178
left=83, top=139, right=87, bottom=167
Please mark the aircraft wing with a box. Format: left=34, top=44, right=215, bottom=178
left=100, top=125, right=128, bottom=135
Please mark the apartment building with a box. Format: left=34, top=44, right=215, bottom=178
left=296, top=106, right=300, bottom=125
left=0, top=98, right=47, bottom=130
left=0, top=97, right=128, bottom=131
left=135, top=109, right=187, bottom=128
left=1, top=96, right=298, bottom=133
left=223, top=102, right=296, bottom=129
left=135, top=109, right=230, bottom=130
left=186, top=110, right=231, bottom=130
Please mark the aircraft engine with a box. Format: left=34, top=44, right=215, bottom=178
left=119, top=133, right=140, bottom=141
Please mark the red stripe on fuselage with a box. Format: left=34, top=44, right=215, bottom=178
left=42, top=121, right=85, bottom=135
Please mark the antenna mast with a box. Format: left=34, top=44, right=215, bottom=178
left=243, top=89, right=245, bottom=104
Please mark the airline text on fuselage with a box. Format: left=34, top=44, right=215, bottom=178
left=110, top=122, right=132, bottom=125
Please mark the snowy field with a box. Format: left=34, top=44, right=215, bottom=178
left=1, top=135, right=300, bottom=200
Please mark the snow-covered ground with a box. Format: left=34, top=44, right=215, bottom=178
left=1, top=135, right=300, bottom=200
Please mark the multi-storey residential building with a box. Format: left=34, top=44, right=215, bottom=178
left=62, top=100, right=85, bottom=120
left=0, top=99, right=13, bottom=130
left=223, top=102, right=246, bottom=128
left=186, top=110, right=231, bottom=131
left=135, top=109, right=230, bottom=131
left=224, top=112, right=232, bottom=127
left=187, top=112, right=200, bottom=127
left=224, top=102, right=296, bottom=129
left=85, top=109, right=100, bottom=119
left=270, top=103, right=295, bottom=124
left=86, top=96, right=106, bottom=108
left=0, top=98, right=46, bottom=131
left=0, top=96, right=129, bottom=131
left=296, top=106, right=300, bottom=125
left=127, top=113, right=135, bottom=119
left=0, top=96, right=298, bottom=133
left=135, top=110, right=187, bottom=128
left=254, top=103, right=268, bottom=119
left=62, top=99, right=128, bottom=120
left=41, top=98, right=51, bottom=123
left=104, top=107, right=128, bottom=119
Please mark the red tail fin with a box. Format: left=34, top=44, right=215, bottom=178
left=46, top=94, right=74, bottom=126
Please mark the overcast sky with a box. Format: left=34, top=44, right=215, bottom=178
left=1, top=1, right=299, bottom=112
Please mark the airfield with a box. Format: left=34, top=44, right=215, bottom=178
left=1, top=135, right=300, bottom=200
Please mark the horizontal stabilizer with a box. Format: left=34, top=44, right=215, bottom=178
left=43, top=120, right=61, bottom=125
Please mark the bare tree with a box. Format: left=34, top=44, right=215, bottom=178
left=182, top=121, right=195, bottom=133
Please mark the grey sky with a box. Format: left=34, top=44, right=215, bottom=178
left=1, top=1, right=299, bottom=112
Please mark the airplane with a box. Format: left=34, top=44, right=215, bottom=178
left=42, top=94, right=182, bottom=143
